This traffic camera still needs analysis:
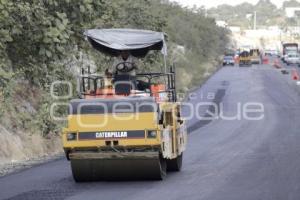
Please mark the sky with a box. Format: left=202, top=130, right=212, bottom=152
left=169, top=0, right=297, bottom=8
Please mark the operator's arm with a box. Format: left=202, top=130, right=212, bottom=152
left=110, top=57, right=120, bottom=75
left=131, top=56, right=138, bottom=70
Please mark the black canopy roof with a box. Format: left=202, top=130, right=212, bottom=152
left=84, top=29, right=167, bottom=58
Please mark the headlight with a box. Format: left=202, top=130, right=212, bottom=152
left=147, top=130, right=157, bottom=138
left=67, top=133, right=77, bottom=141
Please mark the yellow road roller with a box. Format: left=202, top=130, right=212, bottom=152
left=239, top=50, right=252, bottom=67
left=62, top=29, right=187, bottom=181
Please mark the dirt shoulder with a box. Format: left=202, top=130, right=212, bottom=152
left=0, top=126, right=63, bottom=177
left=0, top=154, right=63, bottom=177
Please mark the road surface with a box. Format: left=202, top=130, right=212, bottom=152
left=1, top=63, right=300, bottom=200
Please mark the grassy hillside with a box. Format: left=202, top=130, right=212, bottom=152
left=0, top=0, right=229, bottom=163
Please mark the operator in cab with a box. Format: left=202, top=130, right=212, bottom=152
left=106, top=50, right=149, bottom=91
left=111, top=50, right=138, bottom=76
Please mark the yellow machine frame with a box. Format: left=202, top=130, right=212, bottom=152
left=62, top=28, right=187, bottom=181
left=62, top=101, right=187, bottom=181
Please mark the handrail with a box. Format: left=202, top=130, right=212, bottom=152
left=79, top=68, right=177, bottom=102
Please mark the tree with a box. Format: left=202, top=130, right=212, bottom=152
left=283, top=0, right=300, bottom=8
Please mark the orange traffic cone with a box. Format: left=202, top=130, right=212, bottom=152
left=263, top=57, right=269, bottom=64
left=291, top=69, right=300, bottom=80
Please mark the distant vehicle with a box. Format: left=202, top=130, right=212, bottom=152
left=282, top=43, right=298, bottom=62
left=285, top=53, right=300, bottom=65
left=250, top=49, right=261, bottom=64
left=282, top=54, right=289, bottom=63
left=283, top=43, right=298, bottom=55
left=223, top=55, right=235, bottom=66
left=239, top=51, right=252, bottom=67
left=265, top=49, right=279, bottom=57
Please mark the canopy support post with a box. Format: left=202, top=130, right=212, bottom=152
left=164, top=54, right=167, bottom=74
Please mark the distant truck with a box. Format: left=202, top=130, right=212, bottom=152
left=282, top=43, right=298, bottom=63
left=264, top=49, right=279, bottom=57
left=250, top=49, right=261, bottom=64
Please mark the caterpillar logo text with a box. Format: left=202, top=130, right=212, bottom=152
left=96, top=131, right=128, bottom=138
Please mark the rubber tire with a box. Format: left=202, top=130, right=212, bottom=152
left=158, top=155, right=167, bottom=180
left=166, top=154, right=183, bottom=172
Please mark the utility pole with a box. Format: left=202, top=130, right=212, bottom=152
left=254, top=11, right=257, bottom=30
